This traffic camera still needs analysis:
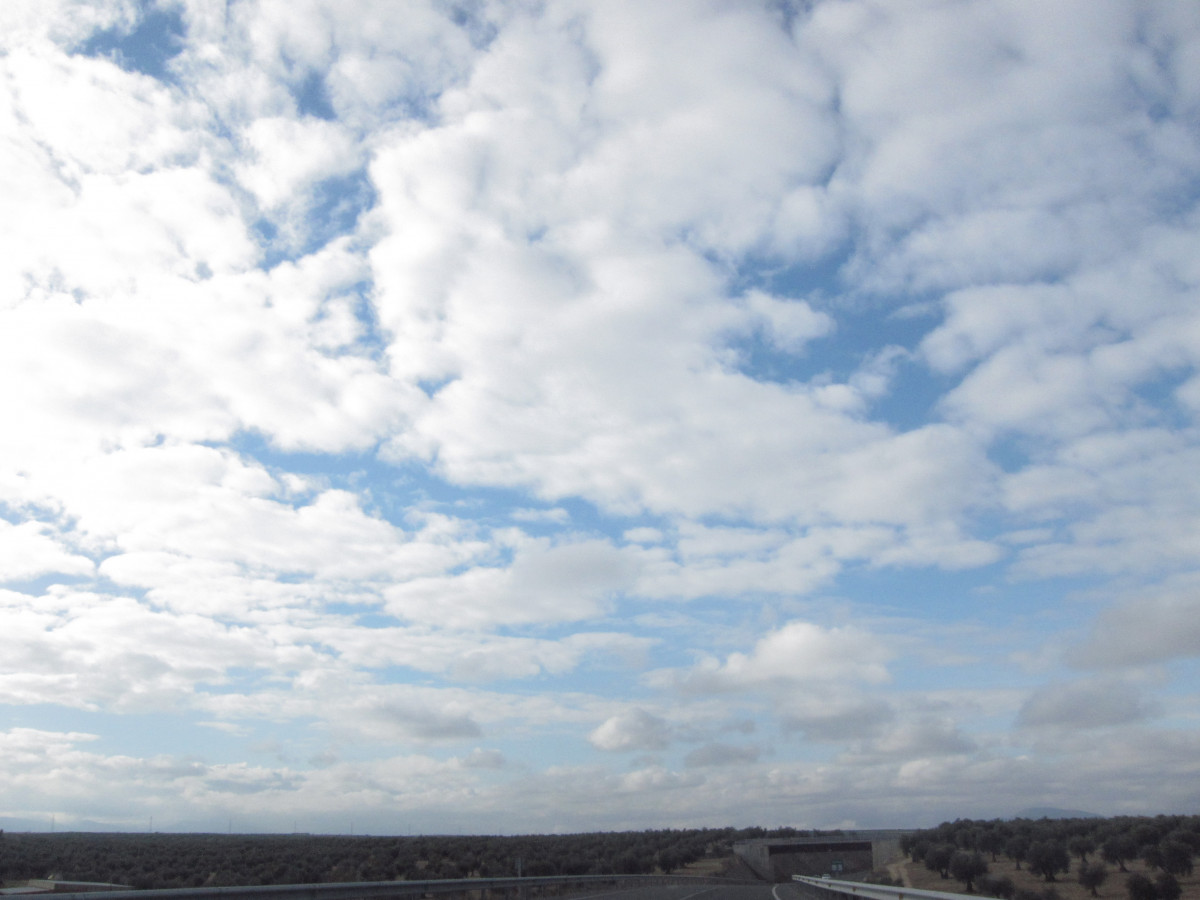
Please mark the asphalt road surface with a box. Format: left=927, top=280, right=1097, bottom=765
left=565, top=881, right=810, bottom=900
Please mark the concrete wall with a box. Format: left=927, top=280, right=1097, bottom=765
left=734, top=842, right=774, bottom=880
left=733, top=840, right=875, bottom=882
left=865, top=833, right=903, bottom=871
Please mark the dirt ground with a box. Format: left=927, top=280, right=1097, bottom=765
left=680, top=857, right=739, bottom=876
left=890, top=855, right=1200, bottom=900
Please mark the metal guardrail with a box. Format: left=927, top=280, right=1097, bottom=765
left=40, top=873, right=757, bottom=900
left=792, top=875, right=976, bottom=900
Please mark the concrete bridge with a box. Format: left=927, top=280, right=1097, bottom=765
left=733, top=832, right=911, bottom=882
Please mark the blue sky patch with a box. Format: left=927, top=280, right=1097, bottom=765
left=78, top=2, right=186, bottom=81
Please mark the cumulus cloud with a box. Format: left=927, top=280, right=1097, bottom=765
left=0, top=521, right=94, bottom=581
left=236, top=117, right=361, bottom=210
left=589, top=709, right=673, bottom=753
left=740, top=290, right=835, bottom=353
left=664, top=621, right=892, bottom=694
left=0, top=587, right=305, bottom=712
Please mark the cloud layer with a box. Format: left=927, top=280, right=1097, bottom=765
left=2, top=0, right=1199, bottom=833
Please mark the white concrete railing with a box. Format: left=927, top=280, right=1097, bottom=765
left=792, top=875, right=977, bottom=900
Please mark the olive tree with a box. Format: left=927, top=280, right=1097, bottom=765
left=1028, top=841, right=1071, bottom=883
left=1070, top=837, right=1096, bottom=864
left=950, top=851, right=989, bottom=893
left=1126, top=873, right=1156, bottom=900
left=1103, top=836, right=1137, bottom=873
left=925, top=844, right=955, bottom=879
left=1155, top=872, right=1181, bottom=900
left=1079, top=861, right=1108, bottom=897
left=1159, top=840, right=1193, bottom=877
left=1008, top=836, right=1031, bottom=870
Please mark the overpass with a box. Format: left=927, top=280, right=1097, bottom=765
left=733, top=832, right=911, bottom=882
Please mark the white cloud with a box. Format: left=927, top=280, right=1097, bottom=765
left=589, top=708, right=673, bottom=753
left=1017, top=679, right=1158, bottom=730
left=0, top=520, right=94, bottom=581
left=511, top=507, right=570, bottom=525
left=0, top=587, right=297, bottom=712
left=294, top=623, right=654, bottom=683
left=863, top=717, right=978, bottom=759
left=663, top=621, right=891, bottom=695
left=560, top=0, right=839, bottom=253
left=684, top=742, right=761, bottom=768
left=623, top=527, right=663, bottom=545
left=384, top=537, right=642, bottom=629
left=458, top=748, right=505, bottom=770
left=356, top=1, right=1007, bottom=574
left=0, top=52, right=252, bottom=302
left=740, top=290, right=834, bottom=353
left=1070, top=573, right=1200, bottom=668
left=0, top=0, right=138, bottom=49
left=1004, top=431, right=1200, bottom=578
left=780, top=694, right=895, bottom=743
left=236, top=116, right=360, bottom=210
left=57, top=447, right=402, bottom=571
left=345, top=694, right=483, bottom=743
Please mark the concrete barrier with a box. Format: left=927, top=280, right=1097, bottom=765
left=792, top=874, right=978, bottom=900
left=38, top=873, right=758, bottom=900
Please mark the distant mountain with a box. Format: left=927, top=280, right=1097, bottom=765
left=0, top=816, right=124, bottom=833
left=1017, top=807, right=1102, bottom=820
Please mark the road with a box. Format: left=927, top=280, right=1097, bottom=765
left=566, top=881, right=811, bottom=900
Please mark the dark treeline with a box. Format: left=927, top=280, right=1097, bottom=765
left=902, top=815, right=1200, bottom=900
left=0, top=825, right=825, bottom=890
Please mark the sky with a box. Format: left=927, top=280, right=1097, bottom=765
left=1, top=0, right=1199, bottom=836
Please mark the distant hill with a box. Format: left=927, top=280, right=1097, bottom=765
left=1016, top=807, right=1101, bottom=819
